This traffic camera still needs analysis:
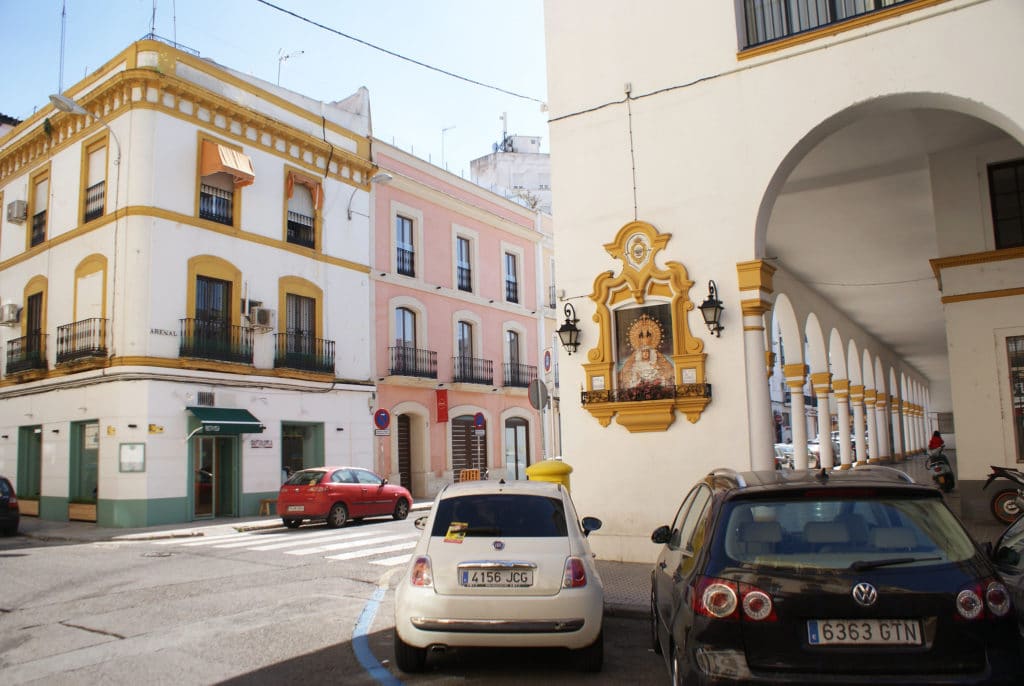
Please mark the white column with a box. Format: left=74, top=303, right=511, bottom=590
left=851, top=385, right=868, bottom=465
left=864, top=389, right=879, bottom=462
left=891, top=398, right=903, bottom=462
left=875, top=394, right=890, bottom=461
left=811, top=372, right=834, bottom=469
left=744, top=310, right=775, bottom=471
left=834, top=380, right=853, bottom=469
left=785, top=364, right=809, bottom=470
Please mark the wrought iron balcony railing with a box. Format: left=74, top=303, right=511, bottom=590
left=56, top=318, right=108, bottom=364
left=179, top=318, right=253, bottom=364
left=505, top=278, right=519, bottom=303
left=84, top=181, right=105, bottom=223
left=274, top=332, right=334, bottom=373
left=452, top=355, right=493, bottom=385
left=388, top=346, right=438, bottom=378
left=397, top=247, right=415, bottom=277
left=581, top=382, right=712, bottom=405
left=31, top=211, right=46, bottom=246
left=503, top=362, right=537, bottom=388
left=457, top=266, right=472, bottom=292
left=199, top=184, right=233, bottom=225
left=743, top=0, right=914, bottom=49
left=286, top=211, right=315, bottom=248
left=6, top=333, right=48, bottom=374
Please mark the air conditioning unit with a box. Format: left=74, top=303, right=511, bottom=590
left=6, top=200, right=27, bottom=224
left=0, top=302, right=21, bottom=325
left=249, top=306, right=275, bottom=330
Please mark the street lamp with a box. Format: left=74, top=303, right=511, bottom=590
left=556, top=303, right=582, bottom=355
left=346, top=172, right=393, bottom=220
left=277, top=49, right=304, bottom=86
left=49, top=94, right=121, bottom=165
left=699, top=280, right=725, bottom=337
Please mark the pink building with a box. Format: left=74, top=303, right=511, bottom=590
left=371, top=143, right=551, bottom=499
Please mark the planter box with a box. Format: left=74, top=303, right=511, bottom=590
left=19, top=499, right=39, bottom=516
left=68, top=502, right=97, bottom=522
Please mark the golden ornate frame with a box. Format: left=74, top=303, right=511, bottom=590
left=581, top=221, right=710, bottom=432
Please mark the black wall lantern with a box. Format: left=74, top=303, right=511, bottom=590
left=557, top=303, right=582, bottom=355
left=699, top=280, right=724, bottom=337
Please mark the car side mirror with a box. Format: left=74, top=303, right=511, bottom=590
left=414, top=515, right=428, bottom=530
left=651, top=524, right=671, bottom=545
left=994, top=545, right=1021, bottom=566
left=581, top=516, right=602, bottom=537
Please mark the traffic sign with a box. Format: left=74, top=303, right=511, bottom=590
left=528, top=379, right=550, bottom=410
left=473, top=412, right=485, bottom=429
left=543, top=349, right=552, bottom=374
left=374, top=409, right=391, bottom=431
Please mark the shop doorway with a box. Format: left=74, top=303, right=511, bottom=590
left=194, top=436, right=236, bottom=518
left=17, top=425, right=42, bottom=515
left=397, top=414, right=412, bottom=490
left=452, top=415, right=486, bottom=480
left=504, top=418, right=530, bottom=480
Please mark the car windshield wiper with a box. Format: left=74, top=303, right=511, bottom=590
left=850, top=556, right=941, bottom=571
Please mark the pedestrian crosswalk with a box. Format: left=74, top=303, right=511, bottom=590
left=145, top=523, right=420, bottom=566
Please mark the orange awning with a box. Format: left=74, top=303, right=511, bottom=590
left=286, top=170, right=324, bottom=210
left=201, top=140, right=255, bottom=188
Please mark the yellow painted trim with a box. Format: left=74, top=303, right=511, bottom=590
left=941, top=287, right=1024, bottom=304
left=73, top=254, right=108, bottom=320
left=0, top=205, right=371, bottom=275
left=929, top=246, right=1024, bottom=284
left=78, top=130, right=110, bottom=226
left=23, top=275, right=48, bottom=337
left=783, top=363, right=807, bottom=380
left=850, top=384, right=865, bottom=402
left=278, top=276, right=323, bottom=338
left=26, top=163, right=51, bottom=251
left=187, top=255, right=242, bottom=326
left=765, top=351, right=775, bottom=378
left=810, top=371, right=832, bottom=392
left=0, top=190, right=3, bottom=251
left=740, top=298, right=772, bottom=317
left=743, top=324, right=765, bottom=331
left=736, top=259, right=776, bottom=293
left=737, top=0, right=951, bottom=61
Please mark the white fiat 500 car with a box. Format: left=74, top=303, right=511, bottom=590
left=393, top=479, right=604, bottom=673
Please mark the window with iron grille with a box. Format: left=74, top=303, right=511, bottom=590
left=743, top=0, right=906, bottom=49
left=83, top=140, right=106, bottom=223
left=30, top=171, right=49, bottom=247
left=286, top=178, right=316, bottom=248
left=200, top=174, right=234, bottom=226
left=457, top=236, right=472, bottom=292
left=286, top=293, right=316, bottom=355
left=396, top=215, right=415, bottom=276
left=457, top=320, right=474, bottom=358
left=504, top=252, right=519, bottom=303
left=989, top=159, right=1024, bottom=249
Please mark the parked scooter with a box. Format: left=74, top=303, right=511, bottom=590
left=983, top=465, right=1024, bottom=524
left=926, top=448, right=956, bottom=493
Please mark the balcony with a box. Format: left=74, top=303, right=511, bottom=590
left=397, top=247, right=415, bottom=277
left=581, top=382, right=712, bottom=405
left=457, top=266, right=472, bottom=292
left=388, top=346, right=437, bottom=378
left=56, top=318, right=108, bottom=364
left=743, top=0, right=915, bottom=49
left=274, top=333, right=334, bottom=373
left=6, top=333, right=48, bottom=374
left=503, top=362, right=537, bottom=388
left=84, top=181, right=105, bottom=223
left=452, top=356, right=493, bottom=385
left=505, top=278, right=519, bottom=303
left=30, top=211, right=46, bottom=246
left=286, top=211, right=315, bottom=249
left=179, top=318, right=253, bottom=364
left=199, top=184, right=233, bottom=225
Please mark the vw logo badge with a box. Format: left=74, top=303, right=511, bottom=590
left=852, top=582, right=878, bottom=607
left=492, top=541, right=505, bottom=551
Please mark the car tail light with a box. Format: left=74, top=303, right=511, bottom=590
left=986, top=580, right=1012, bottom=617
left=562, top=557, right=587, bottom=588
left=409, top=556, right=433, bottom=588
left=693, top=576, right=776, bottom=621
left=956, top=583, right=984, bottom=620
left=8, top=494, right=16, bottom=508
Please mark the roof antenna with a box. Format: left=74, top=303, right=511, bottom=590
left=58, top=0, right=67, bottom=93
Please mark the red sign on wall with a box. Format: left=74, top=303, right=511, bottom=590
left=436, top=389, right=449, bottom=423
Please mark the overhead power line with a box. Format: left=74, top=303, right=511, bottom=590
left=254, top=0, right=545, bottom=104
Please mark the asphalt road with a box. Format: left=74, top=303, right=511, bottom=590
left=0, top=519, right=666, bottom=685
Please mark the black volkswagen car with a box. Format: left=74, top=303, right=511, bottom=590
left=650, top=466, right=1023, bottom=684
left=0, top=475, right=19, bottom=536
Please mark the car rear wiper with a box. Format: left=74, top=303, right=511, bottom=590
left=850, top=556, right=941, bottom=571
left=465, top=527, right=502, bottom=537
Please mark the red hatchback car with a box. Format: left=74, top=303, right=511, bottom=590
left=277, top=466, right=412, bottom=529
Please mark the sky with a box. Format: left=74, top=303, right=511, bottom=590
left=0, top=0, right=550, bottom=180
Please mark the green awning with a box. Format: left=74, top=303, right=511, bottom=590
left=186, top=406, right=264, bottom=436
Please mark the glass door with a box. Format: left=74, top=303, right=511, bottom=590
left=194, top=436, right=235, bottom=518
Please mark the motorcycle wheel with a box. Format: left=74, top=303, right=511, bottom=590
left=991, top=490, right=1022, bottom=524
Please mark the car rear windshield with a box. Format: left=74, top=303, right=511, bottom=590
left=719, top=494, right=977, bottom=570
left=431, top=494, right=568, bottom=538
left=285, top=470, right=325, bottom=487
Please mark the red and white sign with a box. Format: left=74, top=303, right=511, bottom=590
left=436, top=389, right=449, bottom=423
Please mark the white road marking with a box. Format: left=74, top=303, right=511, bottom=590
left=326, top=540, right=417, bottom=561
left=285, top=533, right=414, bottom=556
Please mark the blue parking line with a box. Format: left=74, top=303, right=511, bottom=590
left=353, top=584, right=403, bottom=686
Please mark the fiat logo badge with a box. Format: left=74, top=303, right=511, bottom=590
left=852, top=582, right=878, bottom=607
left=492, top=541, right=505, bottom=551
